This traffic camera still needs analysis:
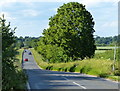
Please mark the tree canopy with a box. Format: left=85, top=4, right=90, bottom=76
left=36, top=2, right=96, bottom=63
left=1, top=15, right=26, bottom=90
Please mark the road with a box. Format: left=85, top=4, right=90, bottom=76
left=23, top=49, right=119, bottom=90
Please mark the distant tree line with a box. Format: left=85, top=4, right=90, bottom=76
left=95, top=35, right=119, bottom=46
left=15, top=35, right=119, bottom=49
left=14, top=36, right=40, bottom=49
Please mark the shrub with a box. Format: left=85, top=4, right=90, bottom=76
left=58, top=68, right=62, bottom=71
left=69, top=64, right=77, bottom=72
left=98, top=73, right=109, bottom=78
left=114, top=70, right=120, bottom=76
left=46, top=66, right=53, bottom=70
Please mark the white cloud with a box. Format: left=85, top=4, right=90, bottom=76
left=80, top=0, right=119, bottom=7
left=102, top=21, right=118, bottom=28
left=22, top=9, right=40, bottom=17
left=0, top=12, right=16, bottom=20
left=48, top=8, right=58, bottom=13
left=0, top=0, right=119, bottom=10
left=0, top=0, right=17, bottom=7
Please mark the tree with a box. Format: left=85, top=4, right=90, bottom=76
left=37, top=2, right=96, bottom=63
left=1, top=15, right=26, bottom=90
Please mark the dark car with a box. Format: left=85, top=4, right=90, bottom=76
left=29, top=52, right=32, bottom=55
left=24, top=58, right=28, bottom=61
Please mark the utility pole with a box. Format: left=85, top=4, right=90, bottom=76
left=113, top=44, right=116, bottom=71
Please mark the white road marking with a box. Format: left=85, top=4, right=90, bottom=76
left=27, top=82, right=31, bottom=90
left=62, top=76, right=86, bottom=89
left=62, top=77, right=69, bottom=80
left=73, top=82, right=86, bottom=89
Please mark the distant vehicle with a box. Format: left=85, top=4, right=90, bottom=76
left=24, top=58, right=28, bottom=61
left=29, top=52, right=32, bottom=55
left=24, top=50, right=27, bottom=52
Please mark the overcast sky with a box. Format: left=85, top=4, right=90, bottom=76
left=0, top=0, right=118, bottom=37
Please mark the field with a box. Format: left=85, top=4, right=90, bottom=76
left=95, top=46, right=114, bottom=53
left=95, top=46, right=119, bottom=61
left=30, top=47, right=120, bottom=81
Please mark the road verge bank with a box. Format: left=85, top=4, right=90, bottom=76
left=30, top=48, right=119, bottom=82
left=13, top=49, right=27, bottom=90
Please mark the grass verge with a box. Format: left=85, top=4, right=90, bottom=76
left=14, top=49, right=27, bottom=89
left=30, top=48, right=120, bottom=82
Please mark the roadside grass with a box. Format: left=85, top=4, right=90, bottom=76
left=94, top=49, right=119, bottom=61
left=31, top=48, right=49, bottom=69
left=15, top=49, right=23, bottom=69
left=14, top=49, right=27, bottom=89
left=30, top=48, right=119, bottom=81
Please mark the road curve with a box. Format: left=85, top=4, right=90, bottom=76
left=23, top=49, right=119, bottom=90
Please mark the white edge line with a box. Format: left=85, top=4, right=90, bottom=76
left=62, top=77, right=69, bottom=80
left=27, top=81, right=31, bottom=90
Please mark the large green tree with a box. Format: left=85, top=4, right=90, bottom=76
left=1, top=15, right=26, bottom=90
left=37, top=2, right=96, bottom=63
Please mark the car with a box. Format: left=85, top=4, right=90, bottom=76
left=24, top=58, right=28, bottom=61
left=24, top=50, right=27, bottom=52
left=29, top=52, right=32, bottom=55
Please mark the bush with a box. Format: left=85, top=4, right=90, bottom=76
left=46, top=66, right=53, bottom=70
left=58, top=68, right=62, bottom=71
left=69, top=64, right=77, bottom=72
left=64, top=68, right=68, bottom=72
left=98, top=73, right=109, bottom=78
left=114, top=70, right=120, bottom=76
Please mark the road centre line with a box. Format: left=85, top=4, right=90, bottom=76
left=73, top=82, right=86, bottom=89
left=62, top=76, right=86, bottom=89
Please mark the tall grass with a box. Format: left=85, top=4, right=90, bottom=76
left=94, top=49, right=119, bottom=61
left=30, top=48, right=119, bottom=81
left=14, top=49, right=27, bottom=89
left=15, top=49, right=23, bottom=69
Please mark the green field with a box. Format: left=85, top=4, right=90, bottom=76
left=30, top=48, right=120, bottom=81
left=97, top=46, right=115, bottom=49
left=95, top=46, right=114, bottom=53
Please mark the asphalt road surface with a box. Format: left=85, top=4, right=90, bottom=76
left=23, top=49, right=119, bottom=90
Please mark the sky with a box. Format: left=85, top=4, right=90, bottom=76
left=0, top=0, right=119, bottom=37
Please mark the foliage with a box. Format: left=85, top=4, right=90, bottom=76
left=14, top=36, right=39, bottom=49
left=69, top=64, right=77, bottom=72
left=36, top=2, right=96, bottom=63
left=114, top=70, right=120, bottom=76
left=94, top=49, right=119, bottom=61
left=1, top=15, right=26, bottom=90
left=14, top=36, right=24, bottom=49
left=31, top=48, right=119, bottom=81
left=95, top=35, right=119, bottom=46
